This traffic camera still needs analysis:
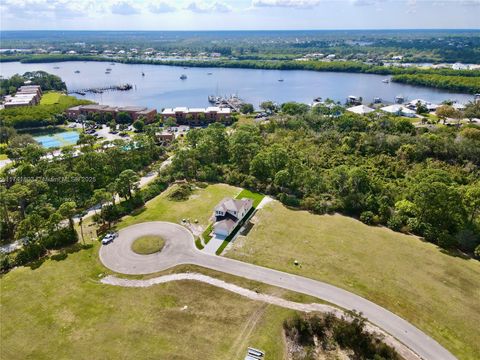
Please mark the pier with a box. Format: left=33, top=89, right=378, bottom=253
left=68, top=83, right=133, bottom=96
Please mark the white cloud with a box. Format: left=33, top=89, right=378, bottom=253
left=252, top=0, right=323, bottom=8
left=186, top=1, right=232, bottom=13
left=1, top=0, right=100, bottom=18
left=110, top=1, right=140, bottom=15
left=148, top=1, right=176, bottom=13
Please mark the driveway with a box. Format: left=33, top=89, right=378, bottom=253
left=99, top=221, right=456, bottom=360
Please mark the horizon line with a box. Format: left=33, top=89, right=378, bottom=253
left=1, top=28, right=480, bottom=32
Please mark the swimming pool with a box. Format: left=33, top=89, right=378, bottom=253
left=34, top=131, right=80, bottom=148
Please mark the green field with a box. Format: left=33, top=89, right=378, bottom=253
left=119, top=183, right=240, bottom=229
left=0, top=243, right=296, bottom=360
left=40, top=91, right=63, bottom=105
left=131, top=235, right=165, bottom=255
left=227, top=200, right=480, bottom=360
left=1, top=184, right=304, bottom=360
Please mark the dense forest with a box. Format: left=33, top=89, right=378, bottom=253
left=2, top=30, right=479, bottom=63
left=0, top=70, right=66, bottom=96
left=0, top=131, right=165, bottom=270
left=168, top=105, right=480, bottom=257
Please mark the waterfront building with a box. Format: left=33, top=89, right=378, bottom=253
left=66, top=104, right=157, bottom=122
left=161, top=106, right=231, bottom=125
left=4, top=85, right=42, bottom=108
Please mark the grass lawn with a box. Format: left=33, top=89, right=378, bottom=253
left=227, top=200, right=480, bottom=360
left=40, top=91, right=63, bottom=105
left=131, top=235, right=165, bottom=255
left=0, top=241, right=296, bottom=360
left=236, top=189, right=264, bottom=207
left=119, top=183, right=240, bottom=229
left=1, top=186, right=324, bottom=360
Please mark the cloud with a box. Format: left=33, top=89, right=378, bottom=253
left=1, top=0, right=90, bottom=18
left=252, top=0, right=323, bottom=8
left=110, top=1, right=140, bottom=15
left=148, top=1, right=176, bottom=13
left=351, top=0, right=376, bottom=6
left=186, top=1, right=232, bottom=13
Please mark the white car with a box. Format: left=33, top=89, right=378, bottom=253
left=101, top=232, right=118, bottom=245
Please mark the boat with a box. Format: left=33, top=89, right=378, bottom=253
left=207, top=72, right=213, bottom=75
left=53, top=66, right=60, bottom=69
left=180, top=74, right=187, bottom=80
left=208, top=95, right=220, bottom=103
left=105, top=71, right=110, bottom=74
left=183, top=67, right=188, bottom=69
left=278, top=79, right=284, bottom=82
left=74, top=70, right=80, bottom=74
left=141, top=72, right=145, bottom=76
left=106, top=68, right=112, bottom=71
left=382, top=79, right=390, bottom=83
left=110, top=62, right=115, bottom=65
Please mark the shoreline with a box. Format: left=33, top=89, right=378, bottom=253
left=1, top=55, right=479, bottom=94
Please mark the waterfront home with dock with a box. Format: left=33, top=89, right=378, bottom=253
left=161, top=106, right=231, bottom=125
left=66, top=104, right=157, bottom=123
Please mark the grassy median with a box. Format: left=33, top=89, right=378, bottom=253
left=131, top=235, right=165, bottom=255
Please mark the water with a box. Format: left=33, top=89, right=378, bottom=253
left=33, top=131, right=79, bottom=148
left=0, top=61, right=475, bottom=109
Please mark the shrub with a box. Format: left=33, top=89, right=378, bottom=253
left=41, top=227, right=78, bottom=249
left=15, top=242, right=46, bottom=266
left=360, top=211, right=375, bottom=225
left=168, top=184, right=192, bottom=201
left=387, top=214, right=403, bottom=231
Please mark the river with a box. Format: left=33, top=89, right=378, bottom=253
left=0, top=61, right=475, bottom=109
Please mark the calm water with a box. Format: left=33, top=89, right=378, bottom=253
left=0, top=61, right=474, bottom=109
left=34, top=131, right=79, bottom=148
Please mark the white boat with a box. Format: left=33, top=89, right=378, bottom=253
left=180, top=74, right=187, bottom=80
left=382, top=79, right=390, bottom=83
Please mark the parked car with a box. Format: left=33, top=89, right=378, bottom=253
left=101, top=232, right=118, bottom=245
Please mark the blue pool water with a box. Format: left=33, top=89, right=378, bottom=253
left=34, top=131, right=80, bottom=148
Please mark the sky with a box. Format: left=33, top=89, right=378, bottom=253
left=0, top=0, right=479, bottom=30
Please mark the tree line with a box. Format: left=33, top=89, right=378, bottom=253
left=0, top=130, right=166, bottom=271
left=0, top=70, right=67, bottom=96
left=168, top=104, right=480, bottom=258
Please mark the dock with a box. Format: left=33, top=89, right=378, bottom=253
left=68, top=83, right=133, bottom=95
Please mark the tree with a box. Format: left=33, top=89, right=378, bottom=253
left=58, top=201, right=77, bottom=230
left=464, top=101, right=480, bottom=123
left=260, top=101, right=277, bottom=113
left=281, top=102, right=310, bottom=115
left=239, top=103, right=254, bottom=114
left=115, top=169, right=140, bottom=200
left=132, top=119, right=145, bottom=132
left=164, top=117, right=177, bottom=127
left=415, top=101, right=429, bottom=115
left=108, top=119, right=117, bottom=132
left=435, top=105, right=461, bottom=125
left=117, top=112, right=132, bottom=124
left=0, top=127, right=17, bottom=144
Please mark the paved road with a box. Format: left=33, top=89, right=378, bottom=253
left=99, top=221, right=456, bottom=360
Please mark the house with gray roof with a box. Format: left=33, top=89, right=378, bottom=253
left=212, top=197, right=253, bottom=238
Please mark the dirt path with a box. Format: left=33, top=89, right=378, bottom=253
left=101, top=273, right=420, bottom=360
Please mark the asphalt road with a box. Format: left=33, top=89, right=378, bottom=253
left=99, top=221, right=456, bottom=360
